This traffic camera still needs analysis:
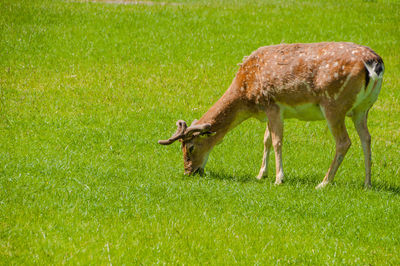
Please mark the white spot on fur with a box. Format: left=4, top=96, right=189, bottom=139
left=304, top=82, right=312, bottom=92
left=334, top=73, right=339, bottom=78
left=333, top=62, right=338, bottom=67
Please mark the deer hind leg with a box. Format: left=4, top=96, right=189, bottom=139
left=266, top=107, right=285, bottom=185
left=257, top=124, right=272, bottom=179
left=352, top=110, right=372, bottom=188
left=316, top=113, right=351, bottom=189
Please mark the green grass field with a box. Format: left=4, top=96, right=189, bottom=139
left=1, top=0, right=400, bottom=264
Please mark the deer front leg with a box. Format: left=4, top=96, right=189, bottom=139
left=257, top=124, right=272, bottom=179
left=316, top=116, right=351, bottom=189
left=352, top=111, right=372, bottom=188
left=267, top=107, right=284, bottom=185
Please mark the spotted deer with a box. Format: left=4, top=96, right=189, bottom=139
left=158, top=42, right=384, bottom=188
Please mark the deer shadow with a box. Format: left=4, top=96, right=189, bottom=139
left=206, top=170, right=257, bottom=184
left=371, top=181, right=400, bottom=194
left=206, top=169, right=320, bottom=187
left=205, top=170, right=400, bottom=194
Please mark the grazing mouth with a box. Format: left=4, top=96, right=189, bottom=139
left=184, top=168, right=204, bottom=176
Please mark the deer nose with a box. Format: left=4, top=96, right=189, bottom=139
left=193, top=168, right=204, bottom=176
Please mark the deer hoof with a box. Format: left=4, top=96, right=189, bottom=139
left=364, top=182, right=372, bottom=189
left=315, top=181, right=329, bottom=189
left=256, top=173, right=266, bottom=180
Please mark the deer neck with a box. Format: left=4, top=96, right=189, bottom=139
left=197, top=87, right=250, bottom=145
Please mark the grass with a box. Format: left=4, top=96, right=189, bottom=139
left=1, top=0, right=400, bottom=264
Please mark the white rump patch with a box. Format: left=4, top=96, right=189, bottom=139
left=363, top=60, right=384, bottom=79
left=348, top=63, right=384, bottom=114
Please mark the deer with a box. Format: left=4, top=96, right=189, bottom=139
left=158, top=42, right=384, bottom=189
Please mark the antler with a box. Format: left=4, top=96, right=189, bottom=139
left=185, top=123, right=211, bottom=136
left=158, top=120, right=212, bottom=145
left=158, top=120, right=188, bottom=145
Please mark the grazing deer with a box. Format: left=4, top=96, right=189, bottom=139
left=158, top=42, right=384, bottom=188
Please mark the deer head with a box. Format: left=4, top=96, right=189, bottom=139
left=158, top=120, right=215, bottom=175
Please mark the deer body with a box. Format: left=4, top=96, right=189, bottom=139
left=159, top=42, right=384, bottom=188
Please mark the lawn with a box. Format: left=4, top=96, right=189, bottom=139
left=1, top=0, right=399, bottom=264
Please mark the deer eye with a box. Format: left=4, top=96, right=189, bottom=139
left=188, top=145, right=194, bottom=154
